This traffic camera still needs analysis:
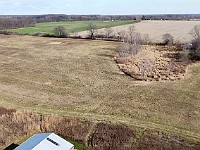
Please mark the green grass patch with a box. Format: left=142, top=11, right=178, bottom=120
left=67, top=139, right=86, bottom=150
left=9, top=20, right=134, bottom=35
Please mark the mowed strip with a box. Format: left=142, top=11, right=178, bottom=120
left=0, top=35, right=200, bottom=140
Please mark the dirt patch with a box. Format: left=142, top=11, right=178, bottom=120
left=49, top=42, right=62, bottom=45
left=0, top=107, right=15, bottom=116
left=115, top=45, right=189, bottom=81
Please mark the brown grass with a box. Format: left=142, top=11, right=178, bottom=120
left=0, top=35, right=200, bottom=142
left=1, top=109, right=200, bottom=150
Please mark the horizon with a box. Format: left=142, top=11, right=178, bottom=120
left=0, top=0, right=199, bottom=15
left=1, top=13, right=200, bottom=16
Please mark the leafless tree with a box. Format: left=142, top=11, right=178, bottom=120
left=87, top=23, right=97, bottom=40
left=129, top=43, right=141, bottom=56
left=117, top=30, right=126, bottom=42
left=116, top=43, right=130, bottom=58
left=104, top=28, right=114, bottom=39
left=142, top=34, right=151, bottom=45
left=128, top=25, right=136, bottom=44
left=190, top=25, right=200, bottom=60
left=162, top=33, right=174, bottom=45
left=190, top=25, right=200, bottom=39
left=181, top=48, right=190, bottom=61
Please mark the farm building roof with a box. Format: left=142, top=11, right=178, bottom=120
left=15, top=133, right=74, bottom=150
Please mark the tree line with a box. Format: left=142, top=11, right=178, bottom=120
left=1, top=14, right=200, bottom=30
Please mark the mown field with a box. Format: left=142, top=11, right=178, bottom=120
left=9, top=20, right=134, bottom=35
left=0, top=35, right=200, bottom=142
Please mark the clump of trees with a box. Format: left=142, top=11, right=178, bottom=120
left=53, top=26, right=68, bottom=38
left=116, top=25, right=150, bottom=60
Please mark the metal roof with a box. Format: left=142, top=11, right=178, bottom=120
left=15, top=133, right=74, bottom=150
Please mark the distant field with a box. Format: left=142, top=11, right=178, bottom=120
left=9, top=20, right=134, bottom=35
left=78, top=20, right=200, bottom=43
left=0, top=35, right=200, bottom=141
left=134, top=20, right=200, bottom=43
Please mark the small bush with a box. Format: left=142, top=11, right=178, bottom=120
left=162, top=33, right=174, bottom=46
left=53, top=26, right=68, bottom=38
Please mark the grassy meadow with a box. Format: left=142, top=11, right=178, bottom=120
left=0, top=35, right=200, bottom=141
left=9, top=20, right=134, bottom=35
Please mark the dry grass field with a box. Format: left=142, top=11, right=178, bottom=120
left=78, top=20, right=200, bottom=43
left=0, top=35, right=200, bottom=141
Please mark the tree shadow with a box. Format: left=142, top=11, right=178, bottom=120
left=4, top=143, right=19, bottom=150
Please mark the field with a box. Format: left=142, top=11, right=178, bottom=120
left=134, top=20, right=200, bottom=43
left=9, top=20, right=134, bottom=35
left=78, top=20, right=200, bottom=43
left=0, top=35, right=200, bottom=142
left=9, top=20, right=200, bottom=43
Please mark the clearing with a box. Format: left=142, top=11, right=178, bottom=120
left=0, top=35, right=200, bottom=141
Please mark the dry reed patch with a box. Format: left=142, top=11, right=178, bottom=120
left=115, top=45, right=189, bottom=81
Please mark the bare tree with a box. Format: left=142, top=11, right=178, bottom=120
left=129, top=43, right=140, bottom=56
left=53, top=26, right=68, bottom=37
left=162, top=33, right=174, bottom=45
left=116, top=27, right=143, bottom=60
left=190, top=25, right=200, bottom=60
left=190, top=25, right=200, bottom=39
left=128, top=25, right=136, bottom=44
left=87, top=23, right=97, bottom=40
left=104, top=27, right=114, bottom=39
left=116, top=43, right=130, bottom=58
left=181, top=48, right=190, bottom=61
left=117, top=30, right=126, bottom=42
left=142, top=34, right=151, bottom=45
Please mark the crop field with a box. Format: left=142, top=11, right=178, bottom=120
left=0, top=35, right=200, bottom=141
left=134, top=20, right=200, bottom=43
left=9, top=20, right=134, bottom=35
left=78, top=20, right=200, bottom=43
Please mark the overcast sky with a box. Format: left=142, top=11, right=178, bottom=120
left=0, top=0, right=199, bottom=15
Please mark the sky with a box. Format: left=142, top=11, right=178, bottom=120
left=0, top=0, right=199, bottom=15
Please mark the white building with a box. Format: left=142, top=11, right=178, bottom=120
left=15, top=133, right=74, bottom=150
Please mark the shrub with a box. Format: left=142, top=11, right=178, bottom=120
left=53, top=26, right=68, bottom=38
